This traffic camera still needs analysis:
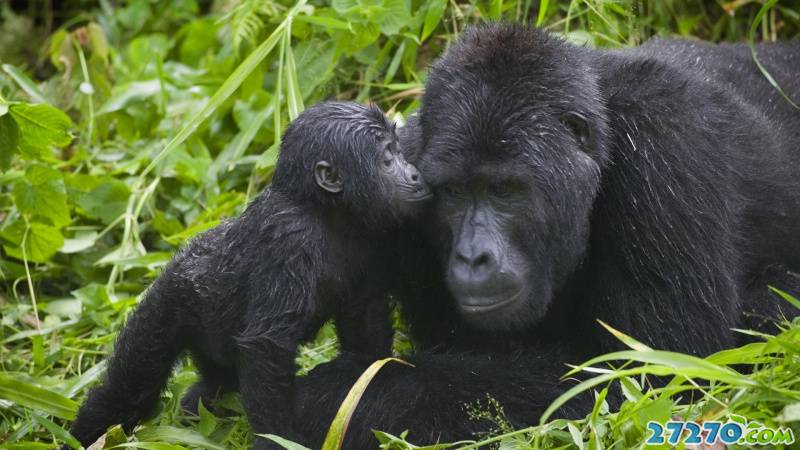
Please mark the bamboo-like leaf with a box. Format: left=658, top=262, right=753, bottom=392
left=260, top=434, right=311, bottom=450
left=562, top=350, right=754, bottom=386
left=748, top=0, right=799, bottom=109
left=140, top=0, right=308, bottom=179
left=2, top=64, right=49, bottom=104
left=30, top=412, right=81, bottom=449
left=596, top=319, right=653, bottom=352
left=0, top=373, right=78, bottom=419
left=322, top=358, right=414, bottom=450
left=769, top=286, right=800, bottom=309
left=284, top=26, right=304, bottom=120
left=421, top=0, right=447, bottom=41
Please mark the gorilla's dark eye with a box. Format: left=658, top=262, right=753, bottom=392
left=441, top=184, right=466, bottom=196
left=490, top=183, right=514, bottom=198
left=560, top=112, right=591, bottom=150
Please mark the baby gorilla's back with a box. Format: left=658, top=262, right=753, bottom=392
left=66, top=102, right=430, bottom=450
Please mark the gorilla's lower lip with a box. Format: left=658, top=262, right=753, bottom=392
left=459, top=287, right=525, bottom=314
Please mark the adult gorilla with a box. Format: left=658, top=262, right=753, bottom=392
left=294, top=24, right=800, bottom=447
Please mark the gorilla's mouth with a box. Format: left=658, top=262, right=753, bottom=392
left=458, top=286, right=526, bottom=314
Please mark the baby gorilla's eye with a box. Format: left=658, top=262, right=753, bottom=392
left=383, top=149, right=394, bottom=167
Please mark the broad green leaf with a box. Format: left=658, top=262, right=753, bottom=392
left=332, top=0, right=358, bottom=15
left=0, top=373, right=78, bottom=419
left=567, top=423, right=584, bottom=450
left=96, top=80, right=161, bottom=115
left=76, top=179, right=131, bottom=224
left=322, top=358, right=413, bottom=450
left=421, top=0, right=447, bottom=41
left=9, top=103, right=73, bottom=158
left=87, top=22, right=110, bottom=62
left=2, top=221, right=65, bottom=263
left=197, top=401, right=217, bottom=437
left=60, top=230, right=99, bottom=254
left=0, top=113, right=20, bottom=170
left=101, top=424, right=128, bottom=448
left=380, top=0, right=412, bottom=35
left=13, top=164, right=71, bottom=227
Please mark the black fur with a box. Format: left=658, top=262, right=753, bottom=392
left=65, top=102, right=429, bottom=449
left=295, top=25, right=800, bottom=448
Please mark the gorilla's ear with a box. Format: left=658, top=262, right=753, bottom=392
left=561, top=112, right=591, bottom=151
left=314, top=161, right=343, bottom=193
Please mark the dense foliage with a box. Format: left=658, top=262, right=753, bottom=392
left=1, top=0, right=799, bottom=448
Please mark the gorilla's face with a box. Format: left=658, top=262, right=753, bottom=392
left=418, top=26, right=609, bottom=330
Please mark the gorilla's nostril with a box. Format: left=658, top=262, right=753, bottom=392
left=411, top=173, right=419, bottom=182
left=474, top=253, right=491, bottom=268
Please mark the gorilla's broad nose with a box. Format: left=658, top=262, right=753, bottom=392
left=452, top=242, right=497, bottom=284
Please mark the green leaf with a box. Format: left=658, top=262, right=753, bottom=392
left=134, top=425, right=225, bottom=450
left=76, top=179, right=131, bottom=224
left=9, top=103, right=73, bottom=158
left=567, top=423, right=584, bottom=450
left=260, top=435, right=311, bottom=450
left=294, top=15, right=350, bottom=30
left=597, top=319, right=653, bottom=352
left=380, top=0, right=411, bottom=35
left=96, top=80, right=161, bottom=115
left=13, top=164, right=71, bottom=227
left=30, top=411, right=81, bottom=449
left=0, top=113, right=20, bottom=170
left=769, top=286, right=800, bottom=309
left=421, top=0, right=447, bottom=41
left=140, top=0, right=308, bottom=179
left=2, top=64, right=49, bottom=104
left=322, top=358, right=413, bottom=450
left=60, top=230, right=99, bottom=254
left=2, top=221, right=65, bottom=263
left=0, top=373, right=78, bottom=419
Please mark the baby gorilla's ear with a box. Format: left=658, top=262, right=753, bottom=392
left=314, top=161, right=343, bottom=193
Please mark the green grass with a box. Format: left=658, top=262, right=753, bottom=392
left=1, top=0, right=799, bottom=448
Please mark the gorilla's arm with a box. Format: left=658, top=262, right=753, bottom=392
left=294, top=348, right=593, bottom=449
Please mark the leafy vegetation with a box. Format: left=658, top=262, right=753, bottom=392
left=1, top=0, right=799, bottom=449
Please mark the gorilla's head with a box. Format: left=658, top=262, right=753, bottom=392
left=418, top=24, right=610, bottom=330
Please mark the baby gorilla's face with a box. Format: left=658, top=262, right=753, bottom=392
left=376, top=135, right=432, bottom=218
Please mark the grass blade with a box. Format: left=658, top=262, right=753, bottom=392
left=0, top=373, right=78, bottom=419
left=139, top=0, right=308, bottom=179
left=322, top=358, right=414, bottom=450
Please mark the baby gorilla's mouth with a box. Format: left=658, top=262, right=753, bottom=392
left=401, top=184, right=433, bottom=202
left=406, top=192, right=433, bottom=202
left=458, top=286, right=526, bottom=314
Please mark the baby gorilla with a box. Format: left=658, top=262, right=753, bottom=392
left=66, top=102, right=431, bottom=449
